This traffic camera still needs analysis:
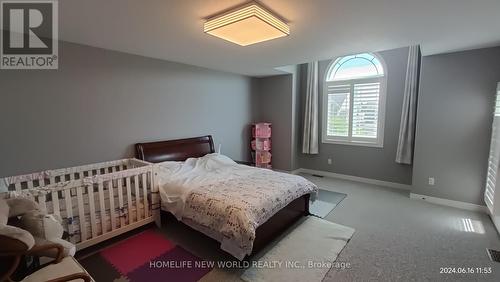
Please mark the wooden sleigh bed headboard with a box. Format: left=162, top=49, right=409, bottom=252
left=135, top=135, right=215, bottom=163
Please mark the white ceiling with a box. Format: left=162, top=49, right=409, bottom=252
left=60, top=0, right=500, bottom=76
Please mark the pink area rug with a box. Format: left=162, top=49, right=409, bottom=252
left=80, top=228, right=213, bottom=281
left=101, top=229, right=175, bottom=274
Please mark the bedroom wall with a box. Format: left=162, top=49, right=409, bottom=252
left=252, top=74, right=295, bottom=171
left=0, top=41, right=254, bottom=177
left=297, top=47, right=413, bottom=185
left=250, top=64, right=302, bottom=171
left=412, top=46, right=500, bottom=205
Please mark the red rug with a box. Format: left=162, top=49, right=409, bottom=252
left=80, top=229, right=213, bottom=282
left=101, top=229, right=175, bottom=274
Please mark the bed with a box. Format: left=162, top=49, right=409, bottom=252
left=135, top=135, right=317, bottom=259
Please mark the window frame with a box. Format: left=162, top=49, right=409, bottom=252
left=321, top=53, right=387, bottom=148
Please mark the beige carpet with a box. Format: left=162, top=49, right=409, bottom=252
left=241, top=216, right=354, bottom=282
left=305, top=174, right=500, bottom=282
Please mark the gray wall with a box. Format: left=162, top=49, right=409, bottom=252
left=298, top=47, right=413, bottom=185
left=412, top=47, right=500, bottom=205
left=0, top=42, right=254, bottom=177
left=252, top=74, right=294, bottom=171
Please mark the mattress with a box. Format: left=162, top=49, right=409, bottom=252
left=65, top=200, right=146, bottom=244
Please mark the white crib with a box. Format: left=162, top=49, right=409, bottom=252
left=0, top=159, right=160, bottom=250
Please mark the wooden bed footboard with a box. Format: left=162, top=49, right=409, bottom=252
left=161, top=193, right=310, bottom=257
left=252, top=194, right=310, bottom=254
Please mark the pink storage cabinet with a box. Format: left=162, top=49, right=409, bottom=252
left=251, top=123, right=272, bottom=168
left=255, top=151, right=272, bottom=168
left=251, top=139, right=271, bottom=151
left=252, top=123, right=272, bottom=138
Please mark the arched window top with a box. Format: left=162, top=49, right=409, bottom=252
left=326, top=53, right=384, bottom=81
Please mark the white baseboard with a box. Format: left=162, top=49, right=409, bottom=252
left=292, top=168, right=411, bottom=190
left=410, top=193, right=488, bottom=213
left=292, top=168, right=488, bottom=213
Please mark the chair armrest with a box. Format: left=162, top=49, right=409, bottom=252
left=0, top=225, right=35, bottom=254
left=0, top=225, right=35, bottom=281
left=26, top=243, right=64, bottom=263
left=46, top=272, right=92, bottom=282
left=32, top=237, right=76, bottom=259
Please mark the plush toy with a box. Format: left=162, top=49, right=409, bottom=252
left=19, top=211, right=63, bottom=241
left=18, top=211, right=76, bottom=257
left=4, top=197, right=39, bottom=218
left=0, top=197, right=36, bottom=251
left=0, top=197, right=36, bottom=279
left=2, top=197, right=75, bottom=258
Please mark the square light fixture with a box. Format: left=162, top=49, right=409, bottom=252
left=204, top=2, right=289, bottom=46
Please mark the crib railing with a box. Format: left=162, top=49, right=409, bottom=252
left=0, top=159, right=160, bottom=250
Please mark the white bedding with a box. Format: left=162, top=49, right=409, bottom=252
left=156, top=154, right=257, bottom=218
left=155, top=153, right=318, bottom=259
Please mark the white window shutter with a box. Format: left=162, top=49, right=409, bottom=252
left=322, top=52, right=386, bottom=147
left=326, top=84, right=350, bottom=137
left=352, top=82, right=380, bottom=138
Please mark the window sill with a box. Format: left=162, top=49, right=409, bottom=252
left=322, top=139, right=383, bottom=148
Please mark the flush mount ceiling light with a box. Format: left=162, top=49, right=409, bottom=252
left=204, top=2, right=290, bottom=46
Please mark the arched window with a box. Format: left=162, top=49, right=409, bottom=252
left=323, top=52, right=386, bottom=146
